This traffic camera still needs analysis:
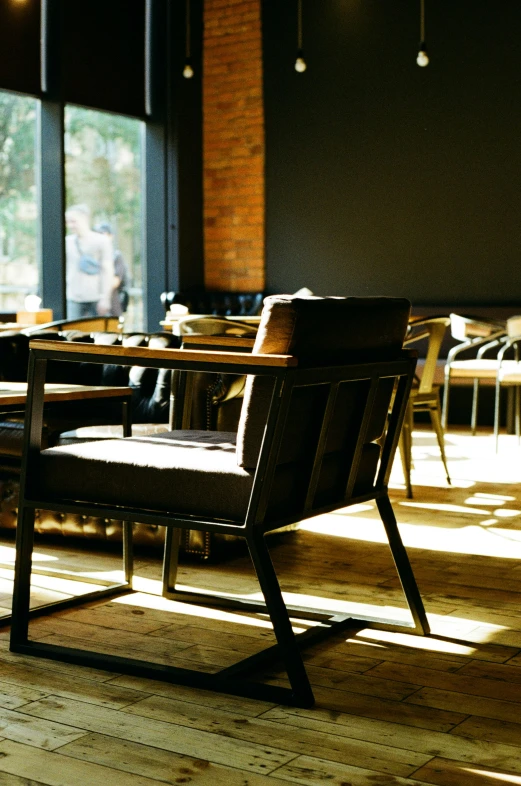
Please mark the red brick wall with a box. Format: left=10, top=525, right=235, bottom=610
left=203, top=0, right=265, bottom=292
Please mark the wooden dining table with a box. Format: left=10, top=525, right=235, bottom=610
left=0, top=381, right=132, bottom=417
left=0, top=381, right=133, bottom=626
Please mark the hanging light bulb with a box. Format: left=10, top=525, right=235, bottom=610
left=416, top=0, right=429, bottom=66
left=295, top=49, right=307, bottom=73
left=294, top=0, right=307, bottom=73
left=416, top=47, right=429, bottom=67
left=183, top=0, right=194, bottom=78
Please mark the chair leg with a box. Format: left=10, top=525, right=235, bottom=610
left=123, top=521, right=134, bottom=585
left=399, top=402, right=413, bottom=499
left=441, top=374, right=450, bottom=431
left=515, top=385, right=521, bottom=445
left=494, top=377, right=501, bottom=452
left=247, top=531, right=315, bottom=707
left=376, top=495, right=430, bottom=636
left=471, top=379, right=480, bottom=435
left=162, top=527, right=182, bottom=597
left=398, top=430, right=412, bottom=500
left=429, top=399, right=451, bottom=485
left=10, top=504, right=36, bottom=645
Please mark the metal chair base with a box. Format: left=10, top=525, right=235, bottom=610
left=10, top=493, right=429, bottom=709
left=10, top=595, right=421, bottom=709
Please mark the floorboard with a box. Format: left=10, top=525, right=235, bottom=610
left=0, top=428, right=520, bottom=784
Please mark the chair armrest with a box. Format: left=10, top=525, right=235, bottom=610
left=181, top=335, right=256, bottom=351
left=450, top=313, right=506, bottom=340
left=29, top=339, right=297, bottom=372
left=497, top=336, right=521, bottom=365
left=446, top=329, right=506, bottom=364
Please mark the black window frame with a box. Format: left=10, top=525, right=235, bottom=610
left=0, top=0, right=203, bottom=331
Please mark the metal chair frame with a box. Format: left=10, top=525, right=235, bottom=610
left=0, top=389, right=132, bottom=626
left=11, top=340, right=429, bottom=708
left=442, top=315, right=506, bottom=432
left=494, top=335, right=521, bottom=450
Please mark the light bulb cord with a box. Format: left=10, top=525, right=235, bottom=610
left=420, top=0, right=425, bottom=45
left=297, top=0, right=303, bottom=51
left=185, top=0, right=191, bottom=59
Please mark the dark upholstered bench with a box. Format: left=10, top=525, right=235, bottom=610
left=0, top=329, right=189, bottom=551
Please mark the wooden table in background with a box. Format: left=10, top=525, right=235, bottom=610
left=0, top=382, right=133, bottom=423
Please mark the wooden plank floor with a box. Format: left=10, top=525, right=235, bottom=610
left=0, top=428, right=521, bottom=784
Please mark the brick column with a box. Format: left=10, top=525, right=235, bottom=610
left=203, top=0, right=265, bottom=292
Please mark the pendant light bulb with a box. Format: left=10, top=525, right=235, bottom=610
left=416, top=0, right=429, bottom=66
left=295, top=0, right=306, bottom=73
left=295, top=50, right=307, bottom=73
left=416, top=46, right=429, bottom=67
left=183, top=0, right=193, bottom=79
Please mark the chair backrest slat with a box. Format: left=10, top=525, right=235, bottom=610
left=235, top=296, right=413, bottom=523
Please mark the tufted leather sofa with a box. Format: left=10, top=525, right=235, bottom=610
left=161, top=289, right=264, bottom=318
left=0, top=328, right=203, bottom=552
left=0, top=321, right=292, bottom=559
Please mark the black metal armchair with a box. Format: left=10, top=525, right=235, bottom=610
left=11, top=295, right=429, bottom=708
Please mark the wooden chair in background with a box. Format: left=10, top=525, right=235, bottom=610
left=400, top=316, right=451, bottom=498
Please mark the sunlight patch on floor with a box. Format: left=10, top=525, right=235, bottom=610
left=298, top=429, right=521, bottom=558
left=392, top=429, right=521, bottom=486
left=112, top=589, right=277, bottom=629
left=301, top=514, right=521, bottom=558
left=462, top=767, right=521, bottom=784
left=465, top=492, right=516, bottom=504
left=0, top=545, right=57, bottom=565
left=355, top=617, right=508, bottom=651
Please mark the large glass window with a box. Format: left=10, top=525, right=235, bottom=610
left=64, top=106, right=143, bottom=330
left=0, top=90, right=38, bottom=314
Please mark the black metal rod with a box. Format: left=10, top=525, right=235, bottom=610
left=378, top=365, right=415, bottom=489
left=219, top=614, right=359, bottom=680
left=11, top=641, right=312, bottom=708
left=247, top=373, right=293, bottom=528
left=145, top=0, right=153, bottom=116
left=122, top=522, right=134, bottom=585
left=303, top=381, right=339, bottom=512
left=376, top=494, right=430, bottom=635
left=162, top=527, right=182, bottom=596
left=247, top=531, right=314, bottom=706
left=40, top=0, right=49, bottom=93
left=345, top=376, right=380, bottom=499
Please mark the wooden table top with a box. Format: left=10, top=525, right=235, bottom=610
left=0, top=323, right=32, bottom=332
left=160, top=314, right=261, bottom=336
left=0, top=382, right=132, bottom=408
left=181, top=334, right=256, bottom=349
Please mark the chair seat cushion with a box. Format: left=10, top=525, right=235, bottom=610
left=34, top=431, right=254, bottom=523
left=449, top=359, right=518, bottom=378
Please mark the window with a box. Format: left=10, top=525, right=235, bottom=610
left=64, top=106, right=143, bottom=329
left=0, top=90, right=38, bottom=314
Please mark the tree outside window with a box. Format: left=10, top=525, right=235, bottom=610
left=0, top=90, right=38, bottom=314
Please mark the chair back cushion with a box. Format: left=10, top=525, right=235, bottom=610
left=236, top=295, right=411, bottom=469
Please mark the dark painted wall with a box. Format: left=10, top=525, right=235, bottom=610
left=263, top=0, right=521, bottom=305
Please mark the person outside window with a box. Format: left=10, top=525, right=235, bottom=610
left=65, top=204, right=114, bottom=318
left=95, top=222, right=130, bottom=317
